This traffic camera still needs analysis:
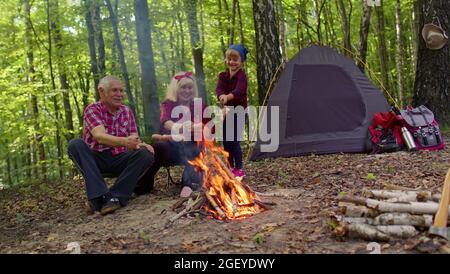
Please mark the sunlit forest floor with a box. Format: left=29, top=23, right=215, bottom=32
left=1, top=136, right=450, bottom=254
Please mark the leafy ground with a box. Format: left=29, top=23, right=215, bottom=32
left=1, top=136, right=450, bottom=254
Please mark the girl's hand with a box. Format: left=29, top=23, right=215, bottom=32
left=219, top=94, right=228, bottom=105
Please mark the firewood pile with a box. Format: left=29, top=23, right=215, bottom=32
left=164, top=140, right=273, bottom=228
left=165, top=190, right=272, bottom=228
left=331, top=187, right=449, bottom=242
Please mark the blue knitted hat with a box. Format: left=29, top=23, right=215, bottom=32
left=228, top=44, right=248, bottom=62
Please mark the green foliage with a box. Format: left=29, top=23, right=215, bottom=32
left=366, top=173, right=377, bottom=181
left=0, top=0, right=432, bottom=186
left=252, top=232, right=265, bottom=245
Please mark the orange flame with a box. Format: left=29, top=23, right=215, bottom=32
left=188, top=140, right=264, bottom=220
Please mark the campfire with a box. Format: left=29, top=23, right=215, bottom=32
left=166, top=141, right=269, bottom=226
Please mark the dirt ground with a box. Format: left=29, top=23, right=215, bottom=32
left=1, top=136, right=450, bottom=254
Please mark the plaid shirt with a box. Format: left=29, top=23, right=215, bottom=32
left=215, top=69, right=248, bottom=108
left=83, top=101, right=137, bottom=156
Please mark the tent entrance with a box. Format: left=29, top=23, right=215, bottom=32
left=286, top=64, right=365, bottom=137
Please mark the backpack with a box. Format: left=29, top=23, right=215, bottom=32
left=400, top=105, right=445, bottom=151
left=367, top=112, right=403, bottom=153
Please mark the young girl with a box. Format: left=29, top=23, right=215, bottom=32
left=216, top=44, right=248, bottom=178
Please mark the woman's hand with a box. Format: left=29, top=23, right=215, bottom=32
left=137, top=142, right=155, bottom=154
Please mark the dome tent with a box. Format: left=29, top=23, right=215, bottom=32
left=250, top=45, right=390, bottom=160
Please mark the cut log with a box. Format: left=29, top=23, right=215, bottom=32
left=335, top=223, right=418, bottom=241
left=383, top=183, right=418, bottom=191
left=335, top=223, right=390, bottom=241
left=335, top=216, right=374, bottom=225
left=336, top=213, right=434, bottom=228
left=363, top=189, right=441, bottom=202
left=374, top=213, right=433, bottom=227
left=338, top=195, right=450, bottom=216
left=338, top=202, right=379, bottom=217
left=375, top=225, right=418, bottom=238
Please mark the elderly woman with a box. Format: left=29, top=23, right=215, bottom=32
left=134, top=72, right=210, bottom=197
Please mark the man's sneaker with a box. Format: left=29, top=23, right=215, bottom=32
left=100, top=197, right=121, bottom=215
left=86, top=197, right=104, bottom=214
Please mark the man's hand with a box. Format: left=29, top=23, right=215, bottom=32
left=124, top=135, right=141, bottom=151
left=137, top=143, right=155, bottom=154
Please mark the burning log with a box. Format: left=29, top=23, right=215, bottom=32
left=164, top=140, right=268, bottom=223
left=205, top=192, right=226, bottom=219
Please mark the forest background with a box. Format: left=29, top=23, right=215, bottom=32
left=0, top=0, right=449, bottom=188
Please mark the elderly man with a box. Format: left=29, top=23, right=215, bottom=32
left=68, top=76, right=154, bottom=215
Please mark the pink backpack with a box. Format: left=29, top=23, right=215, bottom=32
left=400, top=105, right=445, bottom=151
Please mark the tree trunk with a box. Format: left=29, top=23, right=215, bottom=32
left=276, top=0, right=287, bottom=61
left=313, top=0, right=322, bottom=43
left=84, top=0, right=100, bottom=100
left=199, top=0, right=205, bottom=51
left=105, top=0, right=138, bottom=129
left=169, top=29, right=175, bottom=76
left=252, top=0, right=282, bottom=105
left=237, top=0, right=244, bottom=45
left=156, top=30, right=171, bottom=80
left=413, top=0, right=450, bottom=125
left=52, top=0, right=75, bottom=141
left=183, top=0, right=207, bottom=103
left=217, top=0, right=226, bottom=57
left=374, top=0, right=391, bottom=92
left=229, top=0, right=237, bottom=45
left=134, top=0, right=159, bottom=136
left=222, top=0, right=230, bottom=46
left=337, top=0, right=351, bottom=54
left=95, top=1, right=106, bottom=78
left=395, top=0, right=405, bottom=107
left=7, top=152, right=13, bottom=186
left=357, top=0, right=371, bottom=72
left=25, top=0, right=46, bottom=181
left=176, top=0, right=186, bottom=71
left=24, top=143, right=31, bottom=180
left=46, top=0, right=62, bottom=180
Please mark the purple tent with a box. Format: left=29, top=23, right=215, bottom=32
left=249, top=45, right=390, bottom=160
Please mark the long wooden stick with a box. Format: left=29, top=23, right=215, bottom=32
left=166, top=196, right=203, bottom=227
left=231, top=189, right=237, bottom=215
left=432, top=167, right=450, bottom=228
